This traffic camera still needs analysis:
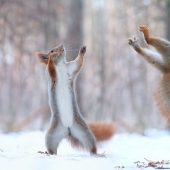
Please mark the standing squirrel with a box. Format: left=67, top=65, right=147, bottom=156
left=36, top=45, right=114, bottom=156
left=128, top=25, right=170, bottom=123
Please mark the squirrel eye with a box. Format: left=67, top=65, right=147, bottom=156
left=51, top=50, right=54, bottom=53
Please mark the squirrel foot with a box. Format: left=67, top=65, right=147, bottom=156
left=128, top=37, right=141, bottom=52
left=79, top=46, right=86, bottom=56
left=139, top=25, right=151, bottom=44
left=90, top=151, right=106, bottom=158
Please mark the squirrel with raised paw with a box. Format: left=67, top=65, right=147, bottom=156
left=129, top=25, right=170, bottom=123
left=36, top=45, right=114, bottom=156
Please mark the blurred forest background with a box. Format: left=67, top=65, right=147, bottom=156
left=0, top=0, right=169, bottom=133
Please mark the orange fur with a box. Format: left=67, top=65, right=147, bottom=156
left=129, top=25, right=170, bottom=123
left=139, top=26, right=170, bottom=122
left=67, top=122, right=115, bottom=151
left=37, top=46, right=110, bottom=156
left=47, top=53, right=58, bottom=88
left=154, top=73, right=170, bottom=123
left=36, top=45, right=64, bottom=66
left=36, top=52, right=48, bottom=65
left=88, top=122, right=115, bottom=141
left=139, top=25, right=152, bottom=44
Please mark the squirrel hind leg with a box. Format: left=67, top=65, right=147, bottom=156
left=90, top=147, right=106, bottom=158
left=67, top=135, right=84, bottom=149
left=68, top=123, right=97, bottom=155
left=45, top=134, right=58, bottom=155
left=45, top=122, right=67, bottom=155
left=67, top=135, right=98, bottom=155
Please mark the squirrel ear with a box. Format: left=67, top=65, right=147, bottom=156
left=36, top=52, right=48, bottom=65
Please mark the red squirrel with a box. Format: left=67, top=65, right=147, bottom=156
left=129, top=25, right=170, bottom=123
left=36, top=45, right=114, bottom=156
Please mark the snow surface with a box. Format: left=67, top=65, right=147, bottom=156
left=0, top=129, right=170, bottom=170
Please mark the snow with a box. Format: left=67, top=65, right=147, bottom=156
left=0, top=130, right=170, bottom=170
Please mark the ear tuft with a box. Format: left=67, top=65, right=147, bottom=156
left=36, top=52, right=48, bottom=65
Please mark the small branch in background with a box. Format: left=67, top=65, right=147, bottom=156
left=115, top=118, right=143, bottom=134
left=12, top=105, right=50, bottom=132
left=0, top=148, right=3, bottom=152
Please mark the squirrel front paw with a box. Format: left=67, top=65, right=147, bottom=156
left=128, top=37, right=141, bottom=52
left=128, top=37, right=138, bottom=46
left=139, top=25, right=150, bottom=34
left=139, top=25, right=151, bottom=44
left=79, top=46, right=86, bottom=56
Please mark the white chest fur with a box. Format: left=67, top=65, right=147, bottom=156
left=56, top=63, right=74, bottom=128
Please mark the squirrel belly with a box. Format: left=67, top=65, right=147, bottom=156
left=55, top=63, right=74, bottom=128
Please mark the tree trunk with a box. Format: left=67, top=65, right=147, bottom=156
left=64, top=0, right=84, bottom=114
left=165, top=0, right=170, bottom=41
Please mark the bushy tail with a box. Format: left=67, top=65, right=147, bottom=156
left=154, top=83, right=170, bottom=123
left=88, top=122, right=115, bottom=141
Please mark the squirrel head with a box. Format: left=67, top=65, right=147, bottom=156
left=36, top=45, right=66, bottom=65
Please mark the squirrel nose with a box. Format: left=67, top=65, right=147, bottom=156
left=60, top=45, right=64, bottom=51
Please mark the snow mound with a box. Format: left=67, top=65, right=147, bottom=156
left=0, top=130, right=170, bottom=170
